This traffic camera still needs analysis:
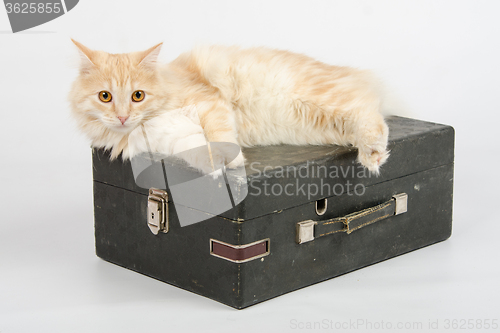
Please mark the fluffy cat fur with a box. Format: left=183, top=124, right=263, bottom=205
left=69, top=40, right=389, bottom=175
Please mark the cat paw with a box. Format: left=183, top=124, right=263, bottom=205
left=183, top=147, right=245, bottom=178
left=357, top=147, right=390, bottom=176
left=354, top=117, right=389, bottom=175
left=226, top=152, right=245, bottom=170
left=207, top=150, right=245, bottom=179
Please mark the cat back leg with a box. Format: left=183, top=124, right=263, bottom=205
left=347, top=110, right=389, bottom=175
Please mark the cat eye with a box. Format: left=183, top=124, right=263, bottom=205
left=98, top=91, right=112, bottom=103
left=132, top=90, right=145, bottom=102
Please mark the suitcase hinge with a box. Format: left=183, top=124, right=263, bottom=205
left=147, top=188, right=169, bottom=235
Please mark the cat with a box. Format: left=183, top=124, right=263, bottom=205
left=69, top=40, right=389, bottom=175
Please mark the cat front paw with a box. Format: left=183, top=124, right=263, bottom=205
left=225, top=151, right=245, bottom=170
left=206, top=150, right=245, bottom=178
left=180, top=145, right=245, bottom=178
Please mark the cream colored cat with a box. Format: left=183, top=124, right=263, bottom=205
left=69, top=40, right=389, bottom=175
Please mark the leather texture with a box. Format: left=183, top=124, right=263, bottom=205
left=315, top=199, right=397, bottom=237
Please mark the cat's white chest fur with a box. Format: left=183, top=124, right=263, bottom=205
left=124, top=105, right=204, bottom=159
left=123, top=105, right=244, bottom=175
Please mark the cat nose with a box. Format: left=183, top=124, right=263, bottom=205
left=117, top=116, right=129, bottom=125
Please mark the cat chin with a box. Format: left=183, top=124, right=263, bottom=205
left=109, top=124, right=138, bottom=134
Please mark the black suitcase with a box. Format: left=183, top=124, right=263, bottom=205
left=92, top=116, right=454, bottom=309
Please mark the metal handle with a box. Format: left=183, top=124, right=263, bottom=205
left=296, top=193, right=408, bottom=244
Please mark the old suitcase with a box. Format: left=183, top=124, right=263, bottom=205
left=92, top=116, right=454, bottom=309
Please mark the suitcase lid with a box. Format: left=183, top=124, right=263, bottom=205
left=92, top=116, right=454, bottom=221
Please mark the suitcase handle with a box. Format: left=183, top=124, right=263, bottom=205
left=296, top=193, right=408, bottom=244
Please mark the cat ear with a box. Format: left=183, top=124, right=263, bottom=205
left=71, top=39, right=96, bottom=73
left=138, top=43, right=163, bottom=68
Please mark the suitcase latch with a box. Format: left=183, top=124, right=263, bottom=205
left=147, top=188, right=169, bottom=235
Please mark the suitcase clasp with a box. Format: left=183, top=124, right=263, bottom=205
left=147, top=188, right=169, bottom=235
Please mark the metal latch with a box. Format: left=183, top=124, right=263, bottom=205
left=147, top=188, right=169, bottom=235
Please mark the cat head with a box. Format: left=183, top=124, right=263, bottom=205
left=69, top=40, right=166, bottom=151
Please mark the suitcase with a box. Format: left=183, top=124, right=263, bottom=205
left=92, top=116, right=454, bottom=309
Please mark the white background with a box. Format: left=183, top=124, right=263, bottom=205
left=1, top=1, right=499, bottom=332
